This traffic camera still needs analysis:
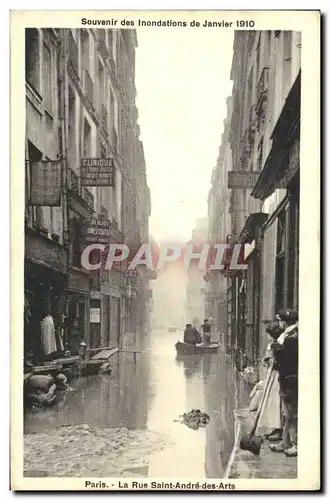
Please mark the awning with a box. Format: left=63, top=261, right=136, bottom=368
left=251, top=71, right=301, bottom=201
left=237, top=212, right=269, bottom=244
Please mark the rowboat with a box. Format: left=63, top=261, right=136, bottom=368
left=175, top=341, right=220, bottom=355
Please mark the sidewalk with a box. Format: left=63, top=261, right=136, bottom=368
left=225, top=408, right=297, bottom=479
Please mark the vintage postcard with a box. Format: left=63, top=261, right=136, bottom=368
left=10, top=9, right=320, bottom=491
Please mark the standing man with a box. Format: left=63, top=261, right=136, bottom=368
left=269, top=309, right=298, bottom=457
left=40, top=306, right=58, bottom=359
left=201, top=318, right=212, bottom=345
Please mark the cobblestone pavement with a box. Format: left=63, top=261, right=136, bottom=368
left=24, top=424, right=167, bottom=477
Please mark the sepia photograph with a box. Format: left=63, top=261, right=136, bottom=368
left=11, top=10, right=320, bottom=491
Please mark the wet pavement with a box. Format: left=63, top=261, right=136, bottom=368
left=24, top=329, right=248, bottom=478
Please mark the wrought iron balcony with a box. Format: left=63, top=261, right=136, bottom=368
left=82, top=187, right=94, bottom=210
left=101, top=104, right=108, bottom=134
left=68, top=30, right=79, bottom=78
left=83, top=70, right=94, bottom=109
left=67, top=168, right=79, bottom=193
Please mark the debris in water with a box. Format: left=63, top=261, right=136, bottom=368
left=177, top=409, right=210, bottom=430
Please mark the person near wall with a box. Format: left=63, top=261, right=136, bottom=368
left=40, top=306, right=57, bottom=358
left=255, top=319, right=285, bottom=442
left=269, top=309, right=298, bottom=457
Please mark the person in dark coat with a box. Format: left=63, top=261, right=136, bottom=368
left=184, top=324, right=196, bottom=345
left=269, top=309, right=298, bottom=457
left=201, top=319, right=212, bottom=345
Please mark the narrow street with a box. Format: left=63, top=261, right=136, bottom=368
left=24, top=329, right=247, bottom=478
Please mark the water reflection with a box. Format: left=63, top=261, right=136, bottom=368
left=25, top=329, right=244, bottom=478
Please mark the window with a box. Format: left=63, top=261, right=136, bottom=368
left=81, top=29, right=90, bottom=72
left=68, top=88, right=76, bottom=169
left=283, top=31, right=293, bottom=98
left=256, top=35, right=261, bottom=80
left=25, top=28, right=40, bottom=91
left=83, top=119, right=91, bottom=157
left=28, top=140, right=43, bottom=225
left=267, top=31, right=272, bottom=60
left=42, top=43, right=53, bottom=111
left=98, top=60, right=105, bottom=111
left=72, top=218, right=82, bottom=268
left=257, top=138, right=264, bottom=171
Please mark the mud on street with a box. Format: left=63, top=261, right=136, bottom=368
left=24, top=329, right=246, bottom=478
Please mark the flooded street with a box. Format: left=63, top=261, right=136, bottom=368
left=24, top=329, right=247, bottom=478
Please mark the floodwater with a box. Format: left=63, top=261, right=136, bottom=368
left=24, top=329, right=248, bottom=478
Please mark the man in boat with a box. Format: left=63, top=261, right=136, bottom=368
left=201, top=319, right=212, bottom=345
left=184, top=324, right=200, bottom=345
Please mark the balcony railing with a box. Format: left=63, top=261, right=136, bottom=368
left=101, top=105, right=108, bottom=134
left=83, top=70, right=94, bottom=109
left=68, top=30, right=79, bottom=78
left=256, top=67, right=269, bottom=114
left=67, top=168, right=79, bottom=193
left=82, top=187, right=94, bottom=210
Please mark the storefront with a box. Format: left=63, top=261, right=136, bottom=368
left=24, top=226, right=68, bottom=359
left=252, top=71, right=300, bottom=374
left=66, top=267, right=91, bottom=347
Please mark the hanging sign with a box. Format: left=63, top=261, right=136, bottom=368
left=30, top=161, right=62, bottom=206
left=81, top=158, right=115, bottom=187
left=81, top=219, right=111, bottom=244
left=90, top=307, right=100, bottom=323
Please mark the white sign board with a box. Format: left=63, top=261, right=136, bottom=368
left=90, top=307, right=100, bottom=323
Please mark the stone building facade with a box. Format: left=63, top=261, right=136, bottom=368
left=204, top=97, right=233, bottom=347
left=226, top=30, right=301, bottom=373
left=24, top=28, right=151, bottom=357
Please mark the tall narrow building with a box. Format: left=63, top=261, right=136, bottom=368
left=24, top=28, right=152, bottom=358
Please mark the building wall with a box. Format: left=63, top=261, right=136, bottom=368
left=25, top=28, right=151, bottom=356
left=227, top=30, right=301, bottom=372
left=205, top=97, right=233, bottom=346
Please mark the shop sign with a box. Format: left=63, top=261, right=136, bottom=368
left=30, top=161, right=62, bottom=206
left=228, top=171, right=260, bottom=189
left=90, top=307, right=100, bottom=323
left=81, top=219, right=111, bottom=244
left=81, top=158, right=115, bottom=187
